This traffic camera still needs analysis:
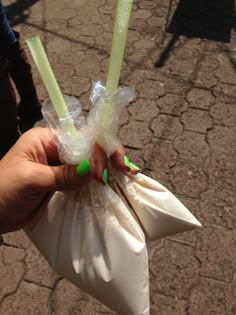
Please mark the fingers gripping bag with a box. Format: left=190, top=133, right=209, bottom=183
left=25, top=82, right=201, bottom=315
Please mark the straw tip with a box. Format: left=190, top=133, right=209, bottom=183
left=26, top=35, right=40, bottom=43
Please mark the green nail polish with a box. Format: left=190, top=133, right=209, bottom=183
left=124, top=155, right=131, bottom=168
left=129, top=162, right=141, bottom=171
left=76, top=159, right=91, bottom=176
left=124, top=156, right=140, bottom=172
left=103, top=168, right=108, bottom=184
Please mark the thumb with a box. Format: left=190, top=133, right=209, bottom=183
left=36, top=164, right=93, bottom=191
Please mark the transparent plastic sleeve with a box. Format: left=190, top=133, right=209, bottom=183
left=42, top=81, right=135, bottom=164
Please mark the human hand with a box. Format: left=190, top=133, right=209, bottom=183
left=0, top=128, right=89, bottom=233
left=0, top=127, right=139, bottom=233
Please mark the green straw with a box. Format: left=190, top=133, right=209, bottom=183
left=102, top=0, right=133, bottom=129
left=106, top=0, right=133, bottom=93
left=26, top=36, right=76, bottom=134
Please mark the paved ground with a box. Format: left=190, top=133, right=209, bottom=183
left=1, top=0, right=236, bottom=314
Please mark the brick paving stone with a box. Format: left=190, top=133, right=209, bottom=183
left=144, top=140, right=178, bottom=174
left=195, top=227, right=236, bottom=282
left=128, top=98, right=159, bottom=121
left=132, top=8, right=152, bottom=20
left=200, top=187, right=236, bottom=229
left=119, top=106, right=130, bottom=126
left=75, top=59, right=102, bottom=79
left=127, top=37, right=158, bottom=68
left=24, top=243, right=58, bottom=288
left=210, top=102, right=236, bottom=127
left=188, top=278, right=236, bottom=315
left=151, top=293, right=187, bottom=315
left=62, top=76, right=91, bottom=100
left=232, top=272, right=236, bottom=298
left=54, top=64, right=75, bottom=86
left=47, top=35, right=73, bottom=54
left=207, top=125, right=236, bottom=156
left=137, top=79, right=165, bottom=99
left=205, top=156, right=236, bottom=191
left=95, top=31, right=113, bottom=50
left=186, top=88, right=215, bottom=110
left=170, top=161, right=208, bottom=198
left=163, top=76, right=191, bottom=95
left=0, top=246, right=25, bottom=300
left=174, top=131, right=210, bottom=164
left=149, top=240, right=200, bottom=300
left=213, top=82, right=236, bottom=104
left=215, top=66, right=236, bottom=85
left=119, top=120, right=153, bottom=149
left=192, top=54, right=219, bottom=89
left=168, top=53, right=199, bottom=78
left=152, top=114, right=183, bottom=141
left=0, top=281, right=51, bottom=315
left=158, top=94, right=188, bottom=116
left=147, top=16, right=166, bottom=29
left=50, top=279, right=115, bottom=315
left=3, top=231, right=30, bottom=250
left=45, top=18, right=68, bottom=32
left=139, top=1, right=158, bottom=10
left=182, top=108, right=213, bottom=133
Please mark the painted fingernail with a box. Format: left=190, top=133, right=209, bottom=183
left=103, top=168, right=108, bottom=184
left=124, top=155, right=130, bottom=169
left=124, top=155, right=141, bottom=172
left=76, top=159, right=91, bottom=176
left=129, top=162, right=141, bottom=172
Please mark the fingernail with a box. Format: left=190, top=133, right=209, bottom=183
left=129, top=162, right=141, bottom=172
left=124, top=155, right=140, bottom=172
left=76, top=159, right=91, bottom=176
left=124, top=155, right=130, bottom=168
left=103, top=168, right=108, bottom=184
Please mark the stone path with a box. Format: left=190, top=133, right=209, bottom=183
left=1, top=0, right=236, bottom=314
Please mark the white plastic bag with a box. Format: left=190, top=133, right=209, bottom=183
left=26, top=181, right=149, bottom=315
left=26, top=82, right=201, bottom=315
left=113, top=171, right=201, bottom=240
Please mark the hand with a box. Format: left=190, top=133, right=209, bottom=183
left=0, top=128, right=87, bottom=233
left=0, top=127, right=139, bottom=234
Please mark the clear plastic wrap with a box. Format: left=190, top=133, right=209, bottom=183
left=42, top=81, right=135, bottom=163
left=26, top=82, right=201, bottom=315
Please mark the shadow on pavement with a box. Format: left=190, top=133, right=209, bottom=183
left=4, top=0, right=39, bottom=26
left=156, top=0, right=236, bottom=67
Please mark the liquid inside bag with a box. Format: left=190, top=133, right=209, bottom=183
left=113, top=172, right=201, bottom=241
left=26, top=181, right=150, bottom=315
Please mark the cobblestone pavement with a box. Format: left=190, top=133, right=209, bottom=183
left=1, top=0, right=236, bottom=314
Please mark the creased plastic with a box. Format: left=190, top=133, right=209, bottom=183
left=26, top=81, right=201, bottom=315
left=42, top=81, right=135, bottom=164
left=26, top=181, right=149, bottom=315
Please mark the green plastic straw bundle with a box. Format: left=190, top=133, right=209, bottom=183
left=26, top=36, right=76, bottom=135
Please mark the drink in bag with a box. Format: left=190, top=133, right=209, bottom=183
left=25, top=82, right=201, bottom=315
left=26, top=182, right=150, bottom=315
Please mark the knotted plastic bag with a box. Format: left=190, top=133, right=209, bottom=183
left=26, top=82, right=201, bottom=315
